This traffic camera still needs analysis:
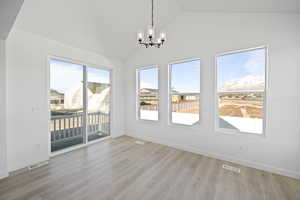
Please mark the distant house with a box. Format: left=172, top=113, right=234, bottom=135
left=171, top=92, right=199, bottom=103
left=50, top=82, right=111, bottom=113
left=87, top=82, right=110, bottom=94
left=140, top=88, right=158, bottom=105
left=218, top=91, right=263, bottom=101
left=140, top=88, right=158, bottom=95
left=139, top=88, right=199, bottom=104
left=50, top=89, right=64, bottom=110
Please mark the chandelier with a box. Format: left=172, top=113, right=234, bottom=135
left=137, top=0, right=166, bottom=48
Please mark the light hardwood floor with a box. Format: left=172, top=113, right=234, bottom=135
left=0, top=136, right=299, bottom=200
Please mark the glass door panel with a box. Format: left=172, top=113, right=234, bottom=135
left=87, top=67, right=111, bottom=142
left=50, top=59, right=85, bottom=152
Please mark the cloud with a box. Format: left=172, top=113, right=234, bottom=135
left=140, top=81, right=156, bottom=89
left=88, top=71, right=110, bottom=84
left=219, top=75, right=265, bottom=91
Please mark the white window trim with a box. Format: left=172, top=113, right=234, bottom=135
left=214, top=46, right=268, bottom=137
left=136, top=65, right=160, bottom=122
left=47, top=55, right=114, bottom=157
left=168, top=58, right=201, bottom=127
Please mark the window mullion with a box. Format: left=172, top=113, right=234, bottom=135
left=83, top=65, right=88, bottom=144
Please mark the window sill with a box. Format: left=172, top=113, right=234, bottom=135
left=168, top=121, right=202, bottom=130
left=137, top=118, right=160, bottom=123
left=215, top=128, right=266, bottom=138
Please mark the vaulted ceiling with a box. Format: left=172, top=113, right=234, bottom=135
left=177, top=0, right=300, bottom=13
left=5, top=0, right=300, bottom=62
left=13, top=0, right=181, bottom=62
left=0, top=0, right=24, bottom=39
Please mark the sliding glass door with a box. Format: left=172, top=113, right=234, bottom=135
left=49, top=58, right=111, bottom=153
left=87, top=67, right=111, bottom=142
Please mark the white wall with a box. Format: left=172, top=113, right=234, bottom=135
left=125, top=13, right=300, bottom=178
left=6, top=28, right=125, bottom=172
left=0, top=40, right=8, bottom=178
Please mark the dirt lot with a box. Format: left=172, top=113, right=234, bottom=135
left=140, top=98, right=263, bottom=118
left=219, top=99, right=263, bottom=118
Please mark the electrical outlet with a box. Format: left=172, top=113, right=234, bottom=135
left=222, top=164, right=241, bottom=173
left=28, top=161, right=49, bottom=170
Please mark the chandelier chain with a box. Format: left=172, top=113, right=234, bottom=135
left=151, top=0, right=154, bottom=27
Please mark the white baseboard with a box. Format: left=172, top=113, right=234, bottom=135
left=112, top=134, right=124, bottom=139
left=126, top=132, right=300, bottom=180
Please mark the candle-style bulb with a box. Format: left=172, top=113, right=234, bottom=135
left=147, top=26, right=155, bottom=38
left=160, top=32, right=166, bottom=41
left=137, top=31, right=144, bottom=42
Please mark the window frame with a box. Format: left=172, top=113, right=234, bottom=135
left=136, top=65, right=160, bottom=122
left=168, top=58, right=201, bottom=127
left=214, top=46, right=268, bottom=137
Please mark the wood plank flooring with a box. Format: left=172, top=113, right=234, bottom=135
left=0, top=136, right=299, bottom=200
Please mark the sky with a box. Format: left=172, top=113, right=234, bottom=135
left=171, top=60, right=200, bottom=93
left=140, top=48, right=265, bottom=93
left=217, top=48, right=266, bottom=87
left=50, top=59, right=110, bottom=93
left=140, top=67, right=159, bottom=89
left=51, top=48, right=265, bottom=94
left=140, top=60, right=200, bottom=93
left=139, top=60, right=201, bottom=93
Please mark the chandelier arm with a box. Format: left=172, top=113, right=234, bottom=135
left=140, top=42, right=162, bottom=46
left=139, top=42, right=150, bottom=46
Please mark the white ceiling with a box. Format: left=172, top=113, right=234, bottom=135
left=177, top=0, right=300, bottom=13
left=14, top=0, right=181, bottom=62
left=0, top=0, right=24, bottom=39
left=7, top=0, right=300, bottom=62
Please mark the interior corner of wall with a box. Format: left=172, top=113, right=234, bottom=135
left=112, top=128, right=125, bottom=138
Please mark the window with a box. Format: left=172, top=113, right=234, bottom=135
left=169, top=59, right=201, bottom=125
left=137, top=67, right=159, bottom=121
left=216, top=47, right=267, bottom=134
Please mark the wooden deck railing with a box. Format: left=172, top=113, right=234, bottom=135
left=140, top=100, right=200, bottom=113
left=50, top=112, right=110, bottom=150
left=172, top=101, right=199, bottom=113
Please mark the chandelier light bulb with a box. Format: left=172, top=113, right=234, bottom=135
left=147, top=26, right=155, bottom=38
left=160, top=32, right=166, bottom=41
left=137, top=32, right=144, bottom=42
